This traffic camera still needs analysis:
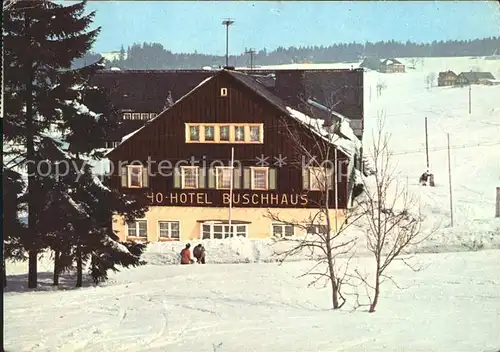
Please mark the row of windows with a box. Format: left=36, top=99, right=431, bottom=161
left=123, top=112, right=158, bottom=120
left=186, top=123, right=264, bottom=144
left=122, top=165, right=336, bottom=191
left=126, top=220, right=299, bottom=240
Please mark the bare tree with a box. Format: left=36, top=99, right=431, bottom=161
left=352, top=114, right=431, bottom=313
left=376, top=80, right=387, bottom=97
left=408, top=57, right=421, bottom=69
left=267, top=103, right=369, bottom=310
left=425, top=72, right=437, bottom=90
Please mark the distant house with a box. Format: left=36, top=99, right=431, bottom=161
left=379, top=58, right=405, bottom=73
left=438, top=71, right=458, bottom=87
left=456, top=71, right=495, bottom=85
left=359, top=57, right=381, bottom=71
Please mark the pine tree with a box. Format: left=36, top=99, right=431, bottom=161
left=3, top=0, right=149, bottom=288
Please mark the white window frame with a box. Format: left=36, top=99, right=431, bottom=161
left=123, top=113, right=132, bottom=120
left=250, top=167, right=269, bottom=190
left=306, top=224, right=328, bottom=236
left=127, top=165, right=144, bottom=188
left=308, top=167, right=331, bottom=191
left=141, top=113, right=149, bottom=120
left=126, top=220, right=147, bottom=238
left=201, top=222, right=248, bottom=240
left=249, top=125, right=262, bottom=143
left=150, top=113, right=157, bottom=119
left=181, top=166, right=199, bottom=189
left=271, top=223, right=294, bottom=237
left=158, top=220, right=180, bottom=240
left=215, top=166, right=233, bottom=190
left=132, top=113, right=140, bottom=120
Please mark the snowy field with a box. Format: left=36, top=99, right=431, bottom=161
left=5, top=251, right=500, bottom=352
left=5, top=56, right=500, bottom=351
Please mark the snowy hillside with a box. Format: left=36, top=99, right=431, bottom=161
left=5, top=251, right=500, bottom=351
left=363, top=61, right=500, bottom=229
left=4, top=56, right=500, bottom=352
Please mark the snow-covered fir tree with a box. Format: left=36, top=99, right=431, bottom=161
left=3, top=0, right=149, bottom=288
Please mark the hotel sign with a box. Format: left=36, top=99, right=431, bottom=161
left=147, top=191, right=309, bottom=206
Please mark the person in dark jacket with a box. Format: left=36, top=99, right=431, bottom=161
left=193, top=244, right=206, bottom=264
left=180, top=243, right=194, bottom=264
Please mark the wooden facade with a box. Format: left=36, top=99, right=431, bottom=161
left=107, top=70, right=351, bottom=211
left=438, top=71, right=458, bottom=87
left=92, top=68, right=364, bottom=147
left=379, top=59, right=405, bottom=73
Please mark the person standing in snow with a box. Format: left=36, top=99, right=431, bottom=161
left=193, top=244, right=206, bottom=264
left=180, top=243, right=194, bottom=264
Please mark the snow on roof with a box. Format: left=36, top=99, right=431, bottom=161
left=63, top=99, right=102, bottom=121
left=285, top=106, right=375, bottom=176
left=285, top=106, right=359, bottom=159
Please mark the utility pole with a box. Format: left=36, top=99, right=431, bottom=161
left=468, top=85, right=471, bottom=114
left=222, top=18, right=234, bottom=68
left=496, top=187, right=500, bottom=218
left=447, top=133, right=454, bottom=227
left=425, top=117, right=429, bottom=168
left=245, top=48, right=256, bottom=70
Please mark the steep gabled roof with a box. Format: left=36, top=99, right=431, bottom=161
left=106, top=70, right=364, bottom=165
left=381, top=58, right=403, bottom=65
left=438, top=70, right=458, bottom=78
left=458, top=71, right=495, bottom=82
left=225, top=70, right=289, bottom=115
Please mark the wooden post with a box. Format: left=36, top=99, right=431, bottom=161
left=228, top=147, right=234, bottom=234
left=425, top=117, right=429, bottom=168
left=334, top=148, right=338, bottom=234
left=496, top=187, right=500, bottom=218
left=468, top=85, right=471, bottom=114
left=447, top=133, right=454, bottom=227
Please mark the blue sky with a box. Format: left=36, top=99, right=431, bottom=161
left=81, top=1, right=500, bottom=54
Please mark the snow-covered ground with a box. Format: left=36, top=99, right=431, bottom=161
left=5, top=56, right=500, bottom=351
left=5, top=251, right=500, bottom=351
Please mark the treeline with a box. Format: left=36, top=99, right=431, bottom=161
left=73, top=36, right=500, bottom=70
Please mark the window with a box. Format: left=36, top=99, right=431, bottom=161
left=251, top=167, right=268, bottom=190
left=216, top=167, right=232, bottom=189
left=220, top=88, right=228, bottom=96
left=234, top=126, right=245, bottom=142
left=150, top=113, right=157, bottom=119
left=185, top=123, right=263, bottom=144
left=249, top=125, right=261, bottom=142
left=123, top=113, right=132, bottom=120
left=243, top=167, right=276, bottom=190
left=129, top=166, right=142, bottom=187
left=141, top=113, right=149, bottom=120
left=105, top=141, right=120, bottom=148
left=132, top=113, right=140, bottom=120
left=120, top=165, right=149, bottom=188
left=204, top=125, right=215, bottom=141
left=272, top=223, right=294, bottom=237
left=189, top=125, right=200, bottom=141
left=307, top=224, right=328, bottom=235
left=303, top=167, right=333, bottom=191
left=158, top=221, right=180, bottom=240
left=181, top=166, right=199, bottom=189
left=202, top=222, right=248, bottom=239
left=219, top=125, right=230, bottom=141
left=127, top=220, right=147, bottom=238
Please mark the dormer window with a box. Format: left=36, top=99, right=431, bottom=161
left=204, top=126, right=215, bottom=141
left=189, top=125, right=200, bottom=141
left=234, top=126, right=245, bottom=142
left=185, top=123, right=263, bottom=144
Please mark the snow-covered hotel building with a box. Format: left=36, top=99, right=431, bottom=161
left=101, top=68, right=367, bottom=242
